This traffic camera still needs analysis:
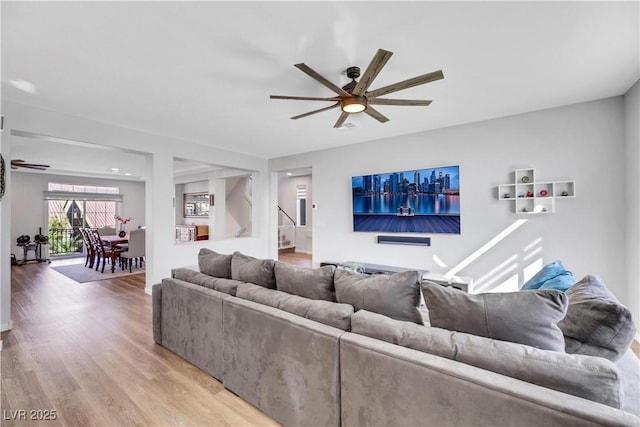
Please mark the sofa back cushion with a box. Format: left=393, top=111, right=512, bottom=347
left=558, top=275, right=637, bottom=362
left=274, top=261, right=336, bottom=302
left=198, top=248, right=232, bottom=279
left=422, top=282, right=568, bottom=351
left=236, top=282, right=353, bottom=331
left=351, top=310, right=623, bottom=408
left=231, top=251, right=276, bottom=289
left=334, top=269, right=422, bottom=324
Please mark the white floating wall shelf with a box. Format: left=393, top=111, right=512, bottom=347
left=498, top=168, right=575, bottom=214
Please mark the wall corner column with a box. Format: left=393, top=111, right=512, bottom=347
left=145, top=152, right=174, bottom=294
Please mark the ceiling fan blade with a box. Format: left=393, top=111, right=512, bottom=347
left=291, top=103, right=340, bottom=120
left=270, top=95, right=341, bottom=102
left=364, top=106, right=390, bottom=123
left=11, top=159, right=25, bottom=163
left=352, top=49, right=393, bottom=96
left=14, top=164, right=49, bottom=170
left=333, top=111, right=350, bottom=128
left=368, top=98, right=432, bottom=106
left=366, top=70, right=444, bottom=98
left=294, top=63, right=352, bottom=97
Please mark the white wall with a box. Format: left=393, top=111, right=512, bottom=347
left=624, top=80, right=640, bottom=333
left=10, top=172, right=145, bottom=259
left=270, top=97, right=634, bottom=308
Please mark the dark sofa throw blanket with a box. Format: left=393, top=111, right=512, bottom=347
left=558, top=275, right=637, bottom=362
left=422, top=283, right=568, bottom=351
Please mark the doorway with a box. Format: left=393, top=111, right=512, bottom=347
left=277, top=168, right=312, bottom=265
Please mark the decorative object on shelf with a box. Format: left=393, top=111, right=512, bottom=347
left=115, top=215, right=132, bottom=237
left=497, top=168, right=575, bottom=215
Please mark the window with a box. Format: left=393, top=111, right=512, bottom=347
left=45, top=182, right=124, bottom=256
left=296, top=185, right=306, bottom=227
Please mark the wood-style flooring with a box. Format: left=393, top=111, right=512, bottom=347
left=277, top=251, right=312, bottom=268
left=1, top=261, right=279, bottom=427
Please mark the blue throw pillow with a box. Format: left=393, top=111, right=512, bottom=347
left=521, top=260, right=575, bottom=291
left=537, top=270, right=575, bottom=291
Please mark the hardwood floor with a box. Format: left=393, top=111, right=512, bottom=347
left=277, top=251, right=312, bottom=268
left=1, top=261, right=279, bottom=427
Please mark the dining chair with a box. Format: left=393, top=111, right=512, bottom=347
left=88, top=228, right=123, bottom=273
left=78, top=228, right=95, bottom=268
left=120, top=228, right=145, bottom=273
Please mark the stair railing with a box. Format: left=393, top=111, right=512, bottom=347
left=278, top=205, right=296, bottom=250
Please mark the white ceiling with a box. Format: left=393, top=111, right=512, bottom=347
left=2, top=1, right=638, bottom=178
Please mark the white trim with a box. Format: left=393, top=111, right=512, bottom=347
left=44, top=190, right=123, bottom=202
left=1, top=319, right=13, bottom=332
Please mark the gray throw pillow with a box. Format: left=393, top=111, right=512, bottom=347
left=274, top=261, right=336, bottom=302
left=421, top=282, right=568, bottom=351
left=350, top=310, right=623, bottom=408
left=334, top=268, right=422, bottom=324
left=231, top=251, right=276, bottom=289
left=558, top=275, right=637, bottom=362
left=198, top=248, right=232, bottom=279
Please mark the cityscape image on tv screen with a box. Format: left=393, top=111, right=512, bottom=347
left=352, top=165, right=460, bottom=234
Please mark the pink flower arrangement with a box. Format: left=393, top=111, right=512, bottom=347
left=115, top=215, right=132, bottom=225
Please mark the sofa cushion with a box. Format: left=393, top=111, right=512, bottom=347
left=172, top=267, right=243, bottom=296
left=236, top=282, right=353, bottom=331
left=198, top=248, right=232, bottom=279
left=615, top=349, right=640, bottom=417
left=421, top=282, right=567, bottom=351
left=274, top=261, right=336, bottom=302
left=558, top=275, right=637, bottom=362
left=520, top=260, right=574, bottom=291
left=334, top=268, right=422, bottom=324
left=231, top=251, right=276, bottom=289
left=351, top=309, right=623, bottom=409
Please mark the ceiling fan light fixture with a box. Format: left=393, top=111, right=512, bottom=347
left=342, top=96, right=367, bottom=113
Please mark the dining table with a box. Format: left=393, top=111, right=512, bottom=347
left=101, top=234, right=129, bottom=273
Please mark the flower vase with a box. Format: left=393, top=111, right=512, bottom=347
left=118, top=228, right=126, bottom=238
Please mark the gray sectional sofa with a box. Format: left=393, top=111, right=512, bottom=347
left=152, top=249, right=640, bottom=427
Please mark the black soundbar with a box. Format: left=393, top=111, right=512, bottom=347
left=377, top=235, right=431, bottom=246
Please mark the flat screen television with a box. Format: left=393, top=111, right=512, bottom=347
left=352, top=165, right=460, bottom=234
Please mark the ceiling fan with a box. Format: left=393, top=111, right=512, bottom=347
left=11, top=159, right=50, bottom=171
left=270, top=48, right=444, bottom=128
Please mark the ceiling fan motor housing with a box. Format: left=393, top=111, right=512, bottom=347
left=346, top=66, right=361, bottom=80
